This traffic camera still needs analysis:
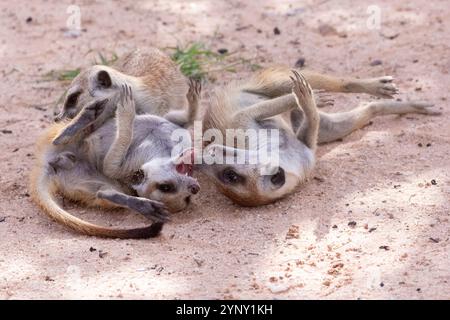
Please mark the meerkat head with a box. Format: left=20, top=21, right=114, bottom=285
left=199, top=142, right=315, bottom=206
left=129, top=149, right=200, bottom=213
left=47, top=151, right=78, bottom=174
left=54, top=65, right=129, bottom=122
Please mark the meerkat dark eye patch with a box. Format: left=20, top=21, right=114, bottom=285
left=157, top=183, right=177, bottom=193
left=96, top=70, right=112, bottom=88
left=270, top=167, right=285, bottom=186
left=130, top=169, right=145, bottom=185
left=64, top=91, right=81, bottom=109
left=220, top=167, right=245, bottom=185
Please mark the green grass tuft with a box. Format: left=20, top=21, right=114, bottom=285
left=170, top=43, right=220, bottom=80
left=43, top=68, right=81, bottom=82
left=169, top=42, right=261, bottom=81
left=44, top=52, right=118, bottom=82
left=94, top=52, right=119, bottom=66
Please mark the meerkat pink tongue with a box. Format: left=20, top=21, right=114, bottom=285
left=175, top=148, right=195, bottom=176
left=176, top=163, right=192, bottom=176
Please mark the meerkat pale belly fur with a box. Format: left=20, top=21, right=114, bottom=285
left=30, top=121, right=166, bottom=239
left=30, top=85, right=200, bottom=238
left=30, top=48, right=200, bottom=238
left=201, top=66, right=440, bottom=206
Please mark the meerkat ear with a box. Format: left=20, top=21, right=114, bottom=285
left=96, top=70, right=112, bottom=88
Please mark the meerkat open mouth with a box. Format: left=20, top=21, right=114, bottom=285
left=176, top=162, right=193, bottom=176
left=175, top=148, right=195, bottom=176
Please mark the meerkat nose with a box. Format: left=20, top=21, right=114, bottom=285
left=189, top=184, right=200, bottom=195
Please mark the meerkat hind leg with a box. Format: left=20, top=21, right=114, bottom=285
left=231, top=94, right=298, bottom=127
left=96, top=189, right=169, bottom=222
left=165, top=78, right=201, bottom=127
left=63, top=178, right=169, bottom=222
left=318, top=101, right=440, bottom=143
left=301, top=70, right=398, bottom=99
left=243, top=67, right=398, bottom=99
left=51, top=156, right=169, bottom=222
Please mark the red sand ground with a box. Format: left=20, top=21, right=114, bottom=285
left=0, top=0, right=449, bottom=299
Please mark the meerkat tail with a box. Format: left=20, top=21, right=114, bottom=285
left=29, top=167, right=163, bottom=239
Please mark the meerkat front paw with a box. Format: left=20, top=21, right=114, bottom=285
left=52, top=98, right=108, bottom=145
left=363, top=76, right=398, bottom=99
left=116, top=84, right=136, bottom=122
left=186, top=78, right=201, bottom=105
left=290, top=70, right=316, bottom=111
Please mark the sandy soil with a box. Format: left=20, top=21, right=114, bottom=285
left=0, top=0, right=449, bottom=299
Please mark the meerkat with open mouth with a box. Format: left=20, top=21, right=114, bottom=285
left=30, top=77, right=201, bottom=238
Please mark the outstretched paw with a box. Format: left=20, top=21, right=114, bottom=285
left=290, top=70, right=315, bottom=111
left=116, top=84, right=135, bottom=121
left=187, top=78, right=201, bottom=105
left=365, top=76, right=399, bottom=99
left=96, top=190, right=170, bottom=223
left=408, top=102, right=441, bottom=115
left=132, top=198, right=170, bottom=223
left=52, top=98, right=108, bottom=145
left=313, top=89, right=334, bottom=108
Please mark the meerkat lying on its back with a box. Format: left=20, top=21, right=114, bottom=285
left=52, top=47, right=192, bottom=145
left=200, top=67, right=440, bottom=206
left=30, top=83, right=201, bottom=239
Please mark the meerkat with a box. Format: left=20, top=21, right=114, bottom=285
left=199, top=67, right=440, bottom=206
left=94, top=84, right=200, bottom=212
left=52, top=47, right=192, bottom=146
left=30, top=82, right=201, bottom=238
